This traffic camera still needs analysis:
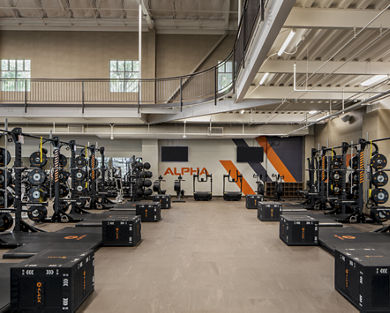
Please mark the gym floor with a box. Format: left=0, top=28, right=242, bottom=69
left=2, top=200, right=358, bottom=313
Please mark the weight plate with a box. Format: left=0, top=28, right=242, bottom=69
left=27, top=206, right=47, bottom=222
left=74, top=198, right=87, bottom=208
left=0, top=190, right=14, bottom=208
left=143, top=162, right=151, bottom=170
left=58, top=170, right=70, bottom=183
left=0, top=148, right=11, bottom=167
left=372, top=188, right=389, bottom=205
left=59, top=184, right=69, bottom=197
left=74, top=169, right=86, bottom=181
left=0, top=169, right=12, bottom=188
left=349, top=172, right=359, bottom=185
left=28, top=187, right=47, bottom=203
left=371, top=153, right=387, bottom=170
left=75, top=156, right=87, bottom=168
left=349, top=156, right=358, bottom=170
left=332, top=157, right=343, bottom=169
left=333, top=171, right=341, bottom=181
left=144, top=188, right=152, bottom=196
left=333, top=185, right=341, bottom=194
left=28, top=168, right=46, bottom=186
left=75, top=183, right=85, bottom=194
left=29, top=151, right=47, bottom=168
left=372, top=171, right=388, bottom=187
left=59, top=154, right=67, bottom=168
left=0, top=213, right=13, bottom=232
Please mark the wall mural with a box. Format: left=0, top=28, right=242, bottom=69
left=159, top=136, right=303, bottom=196
left=220, top=136, right=303, bottom=195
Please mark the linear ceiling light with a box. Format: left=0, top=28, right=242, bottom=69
left=278, top=30, right=296, bottom=56
left=259, top=72, right=269, bottom=85
left=360, top=75, right=387, bottom=86
left=308, top=110, right=318, bottom=115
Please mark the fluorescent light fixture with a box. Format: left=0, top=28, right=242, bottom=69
left=259, top=72, right=269, bottom=85
left=308, top=110, right=318, bottom=115
left=360, top=75, right=387, bottom=86
left=240, top=110, right=245, bottom=114
left=278, top=30, right=296, bottom=56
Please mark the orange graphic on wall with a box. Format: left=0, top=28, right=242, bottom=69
left=256, top=136, right=296, bottom=183
left=163, top=167, right=209, bottom=176
left=219, top=160, right=255, bottom=195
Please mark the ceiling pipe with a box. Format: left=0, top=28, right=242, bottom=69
left=293, top=64, right=383, bottom=94
left=288, top=88, right=390, bottom=136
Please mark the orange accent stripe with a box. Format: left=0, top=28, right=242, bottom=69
left=346, top=154, right=353, bottom=168
left=256, top=137, right=296, bottom=183
left=219, top=160, right=255, bottom=195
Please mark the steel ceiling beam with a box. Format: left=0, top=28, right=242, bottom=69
left=34, top=0, right=48, bottom=18
left=7, top=0, right=21, bottom=18
left=0, top=17, right=235, bottom=34
left=57, top=0, right=74, bottom=18
left=260, top=60, right=390, bottom=75
left=246, top=86, right=387, bottom=100
left=285, top=7, right=390, bottom=29
left=235, top=0, right=295, bottom=101
left=146, top=98, right=280, bottom=124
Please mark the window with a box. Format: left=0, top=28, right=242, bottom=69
left=110, top=60, right=139, bottom=92
left=95, top=157, right=110, bottom=168
left=112, top=157, right=132, bottom=178
left=218, top=60, right=232, bottom=91
left=1, top=59, right=31, bottom=92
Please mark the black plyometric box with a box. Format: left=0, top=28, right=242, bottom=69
left=11, top=249, right=94, bottom=313
left=102, top=215, right=141, bottom=246
left=335, top=247, right=390, bottom=312
left=136, top=202, right=161, bottom=222
left=279, top=215, right=319, bottom=246
left=152, top=194, right=171, bottom=209
left=246, top=194, right=264, bottom=209
left=257, top=201, right=280, bottom=220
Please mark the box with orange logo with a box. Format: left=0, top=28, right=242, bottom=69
left=246, top=195, right=264, bottom=209
left=257, top=201, right=280, bottom=220
left=136, top=201, right=161, bottom=222
left=279, top=215, right=319, bottom=246
left=152, top=194, right=171, bottom=209
left=11, top=249, right=94, bottom=313
left=102, top=215, right=141, bottom=246
left=335, top=247, right=390, bottom=312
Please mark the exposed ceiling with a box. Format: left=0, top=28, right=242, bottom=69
left=246, top=0, right=390, bottom=123
left=0, top=0, right=389, bottom=129
left=0, top=0, right=238, bottom=33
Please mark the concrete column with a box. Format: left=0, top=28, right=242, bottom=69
left=141, top=139, right=158, bottom=181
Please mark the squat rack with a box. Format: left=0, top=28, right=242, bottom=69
left=0, top=124, right=94, bottom=232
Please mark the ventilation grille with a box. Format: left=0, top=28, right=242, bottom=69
left=208, top=127, right=224, bottom=135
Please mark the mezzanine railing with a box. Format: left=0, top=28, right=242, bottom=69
left=0, top=0, right=265, bottom=113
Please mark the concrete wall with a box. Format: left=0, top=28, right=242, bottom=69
left=313, top=110, right=363, bottom=147
left=0, top=31, right=232, bottom=79
left=156, top=34, right=234, bottom=77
